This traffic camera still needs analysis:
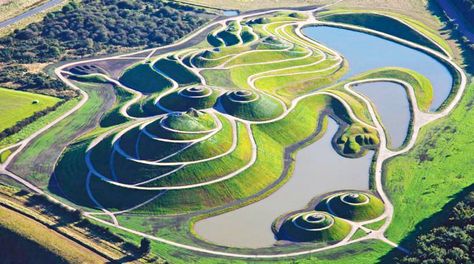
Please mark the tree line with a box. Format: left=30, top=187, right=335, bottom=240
left=399, top=188, right=474, bottom=263
left=0, top=0, right=212, bottom=95
left=451, top=0, right=474, bottom=26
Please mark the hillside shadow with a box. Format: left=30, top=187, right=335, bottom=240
left=426, top=0, right=474, bottom=74
left=379, top=183, right=474, bottom=263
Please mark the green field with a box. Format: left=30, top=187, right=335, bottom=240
left=0, top=87, right=60, bottom=132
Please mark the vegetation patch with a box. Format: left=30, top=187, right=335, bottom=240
left=276, top=211, right=351, bottom=242
left=119, top=63, right=173, bottom=94
left=316, top=192, right=385, bottom=222
left=158, top=86, right=219, bottom=111
left=219, top=90, right=284, bottom=121
left=153, top=57, right=200, bottom=86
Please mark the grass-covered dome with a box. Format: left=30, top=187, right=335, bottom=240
left=276, top=211, right=351, bottom=242
left=144, top=109, right=218, bottom=141
left=158, top=86, right=219, bottom=112
left=218, top=90, right=284, bottom=121
left=316, top=192, right=385, bottom=222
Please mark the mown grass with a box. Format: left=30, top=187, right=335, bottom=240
left=278, top=214, right=352, bottom=242
left=0, top=149, right=11, bottom=163
left=100, top=84, right=133, bottom=127
left=220, top=92, right=285, bottom=121
left=224, top=45, right=308, bottom=67
left=0, top=87, right=60, bottom=132
left=0, top=206, right=105, bottom=263
left=12, top=83, right=108, bottom=187
left=0, top=98, right=79, bottom=149
left=153, top=58, right=200, bottom=85
left=383, top=79, right=474, bottom=245
left=317, top=193, right=385, bottom=222
left=363, top=218, right=386, bottom=230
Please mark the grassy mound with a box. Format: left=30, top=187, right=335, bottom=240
left=219, top=90, right=284, bottom=121
left=119, top=63, right=173, bottom=94
left=240, top=27, right=255, bottom=44
left=276, top=211, right=351, bottom=242
left=216, top=30, right=240, bottom=46
left=317, top=192, right=385, bottom=222
left=335, top=124, right=379, bottom=156
left=153, top=57, right=200, bottom=85
left=158, top=86, right=219, bottom=111
left=145, top=110, right=217, bottom=139
left=207, top=34, right=224, bottom=47
left=162, top=110, right=216, bottom=131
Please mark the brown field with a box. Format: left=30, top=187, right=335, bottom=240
left=0, top=205, right=107, bottom=263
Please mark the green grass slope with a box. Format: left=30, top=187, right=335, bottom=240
left=119, top=63, right=173, bottom=94
left=0, top=87, right=60, bottom=132
left=316, top=192, right=385, bottom=221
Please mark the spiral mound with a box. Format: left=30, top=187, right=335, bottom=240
left=227, top=90, right=259, bottom=102
left=218, top=90, right=284, bottom=121
left=276, top=211, right=351, bottom=242
left=145, top=109, right=218, bottom=140
left=316, top=192, right=385, bottom=222
left=158, top=86, right=218, bottom=111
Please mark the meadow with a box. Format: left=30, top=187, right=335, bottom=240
left=0, top=87, right=60, bottom=132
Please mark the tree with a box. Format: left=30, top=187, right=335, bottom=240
left=139, top=238, right=151, bottom=256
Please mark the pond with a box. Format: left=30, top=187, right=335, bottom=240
left=223, top=10, right=240, bottom=17
left=303, top=26, right=453, bottom=111
left=194, top=119, right=373, bottom=248
left=354, top=82, right=411, bottom=149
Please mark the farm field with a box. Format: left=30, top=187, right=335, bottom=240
left=0, top=87, right=60, bottom=132
left=0, top=205, right=106, bottom=263
left=0, top=1, right=472, bottom=263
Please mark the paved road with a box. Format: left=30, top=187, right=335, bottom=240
left=0, top=0, right=65, bottom=28
left=435, top=0, right=474, bottom=43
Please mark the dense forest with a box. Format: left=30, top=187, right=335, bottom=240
left=0, top=0, right=212, bottom=96
left=399, top=188, right=474, bottom=263
left=451, top=0, right=474, bottom=26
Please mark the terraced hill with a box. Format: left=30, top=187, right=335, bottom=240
left=37, top=7, right=467, bottom=262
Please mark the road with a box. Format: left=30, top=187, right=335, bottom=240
left=0, top=0, right=65, bottom=28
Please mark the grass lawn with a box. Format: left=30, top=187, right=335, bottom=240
left=384, top=79, right=474, bottom=246
left=10, top=83, right=110, bottom=188
left=0, top=205, right=106, bottom=263
left=0, top=87, right=60, bottom=132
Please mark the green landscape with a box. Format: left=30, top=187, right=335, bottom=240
left=0, top=0, right=472, bottom=263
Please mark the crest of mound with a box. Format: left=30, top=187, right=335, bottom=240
left=218, top=90, right=284, bottom=121
left=275, top=211, right=351, bottom=242
left=158, top=86, right=218, bottom=112
left=158, top=110, right=217, bottom=133
left=316, top=191, right=385, bottom=222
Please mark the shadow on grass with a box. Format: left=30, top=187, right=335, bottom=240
left=427, top=0, right=474, bottom=74
left=380, top=184, right=474, bottom=263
